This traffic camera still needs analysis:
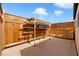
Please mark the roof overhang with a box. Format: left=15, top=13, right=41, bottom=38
left=74, top=3, right=78, bottom=20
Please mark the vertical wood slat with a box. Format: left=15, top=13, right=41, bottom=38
left=3, top=13, right=50, bottom=46
left=4, top=21, right=20, bottom=45
left=51, top=22, right=74, bottom=39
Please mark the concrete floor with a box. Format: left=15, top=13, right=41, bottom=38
left=1, top=37, right=77, bottom=56
left=1, top=37, right=50, bottom=56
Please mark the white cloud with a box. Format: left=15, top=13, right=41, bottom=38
left=70, top=17, right=73, bottom=20
left=54, top=3, right=73, bottom=9
left=33, top=8, right=48, bottom=15
left=54, top=10, right=63, bottom=16
left=39, top=16, right=44, bottom=19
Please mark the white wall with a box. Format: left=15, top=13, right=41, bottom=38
left=0, top=5, right=4, bottom=55
left=0, top=15, right=3, bottom=55
left=0, top=22, right=2, bottom=55
left=75, top=4, right=79, bottom=55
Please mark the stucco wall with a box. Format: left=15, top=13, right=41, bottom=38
left=0, top=5, right=3, bottom=55
left=0, top=22, right=2, bottom=55
left=75, top=4, right=79, bottom=55
left=75, top=27, right=79, bottom=55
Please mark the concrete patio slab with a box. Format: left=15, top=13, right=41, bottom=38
left=20, top=38, right=77, bottom=56
left=1, top=37, right=77, bottom=56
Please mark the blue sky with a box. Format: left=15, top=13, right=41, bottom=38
left=2, top=3, right=73, bottom=23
